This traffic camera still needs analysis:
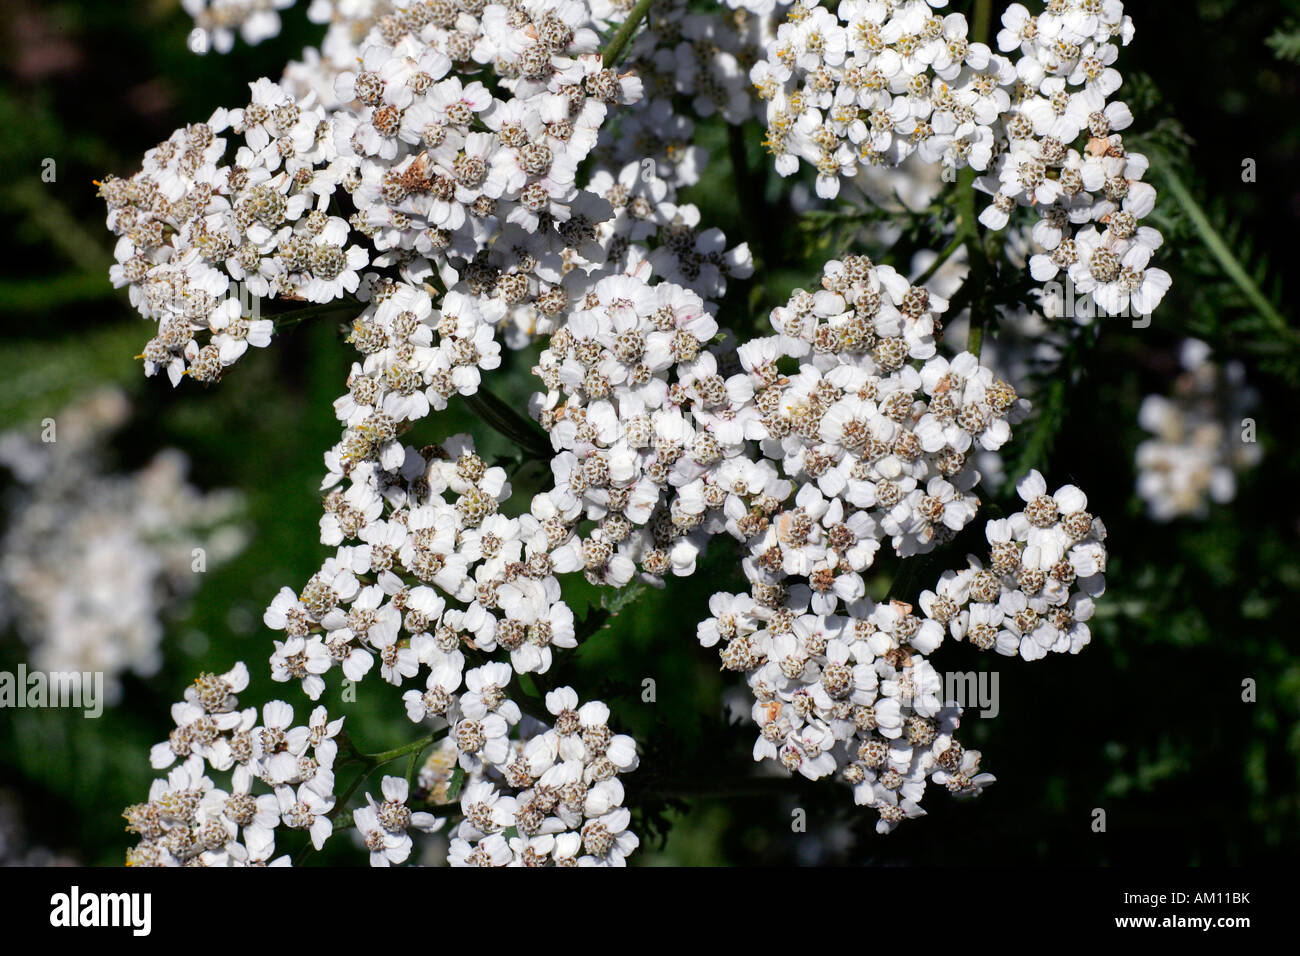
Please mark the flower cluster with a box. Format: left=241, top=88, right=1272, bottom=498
left=691, top=255, right=1031, bottom=827
left=753, top=0, right=1011, bottom=198
left=748, top=0, right=1169, bottom=319
left=699, top=589, right=995, bottom=832
left=603, top=0, right=768, bottom=188
left=980, top=0, right=1170, bottom=318
left=0, top=389, right=246, bottom=704
left=127, top=663, right=339, bottom=866
left=101, top=0, right=644, bottom=386
left=105, top=0, right=1150, bottom=861
left=918, top=469, right=1108, bottom=660
left=97, top=85, right=341, bottom=384
left=531, top=267, right=745, bottom=586
left=1135, top=339, right=1261, bottom=521
left=126, top=659, right=639, bottom=867
left=749, top=257, right=1029, bottom=567
left=444, top=685, right=640, bottom=866
left=354, top=775, right=444, bottom=866
left=184, top=0, right=297, bottom=54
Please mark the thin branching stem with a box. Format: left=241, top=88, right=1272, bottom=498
left=956, top=0, right=997, bottom=357
left=461, top=387, right=554, bottom=460
left=957, top=167, right=992, bottom=357
left=602, top=0, right=655, bottom=68
left=269, top=298, right=363, bottom=330
left=296, top=729, right=451, bottom=860
left=912, top=232, right=965, bottom=287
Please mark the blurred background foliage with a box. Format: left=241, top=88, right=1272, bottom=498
left=0, top=0, right=1297, bottom=866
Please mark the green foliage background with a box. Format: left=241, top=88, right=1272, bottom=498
left=0, top=0, right=1296, bottom=865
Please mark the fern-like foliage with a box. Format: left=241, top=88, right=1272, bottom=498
left=1130, top=118, right=1300, bottom=383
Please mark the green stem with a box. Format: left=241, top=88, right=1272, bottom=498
left=961, top=0, right=995, bottom=364
left=334, top=731, right=450, bottom=816
left=956, top=167, right=992, bottom=357
left=294, top=760, right=376, bottom=865
left=602, top=0, right=655, bottom=68
left=912, top=233, right=965, bottom=288
left=406, top=737, right=432, bottom=793
left=889, top=556, right=921, bottom=605
left=362, top=729, right=449, bottom=767
left=729, top=123, right=768, bottom=266
left=336, top=729, right=363, bottom=760
left=972, top=0, right=993, bottom=45
left=299, top=728, right=451, bottom=850
left=461, top=387, right=554, bottom=460
left=331, top=766, right=374, bottom=819
left=269, top=298, right=362, bottom=330
left=1156, top=163, right=1292, bottom=336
